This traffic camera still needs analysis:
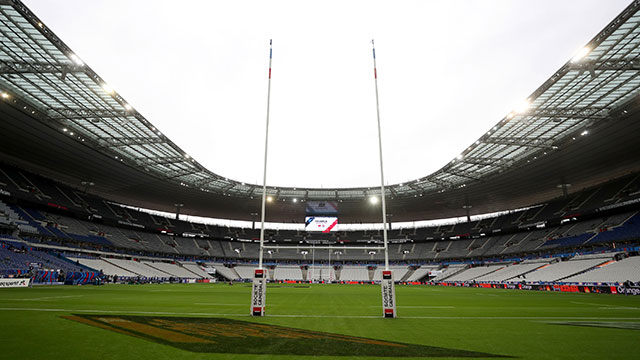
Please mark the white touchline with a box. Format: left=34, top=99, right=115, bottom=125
left=0, top=308, right=639, bottom=320
left=7, top=295, right=83, bottom=301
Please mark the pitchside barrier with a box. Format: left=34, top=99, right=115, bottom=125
left=429, top=281, right=640, bottom=295
left=0, top=278, right=31, bottom=288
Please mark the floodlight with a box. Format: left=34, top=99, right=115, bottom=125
left=292, top=198, right=297, bottom=203
left=571, top=47, right=590, bottom=63
left=267, top=196, right=273, bottom=202
left=581, top=130, right=589, bottom=136
left=1, top=92, right=8, bottom=99
left=515, top=99, right=530, bottom=113
left=101, top=83, right=114, bottom=94
left=69, top=53, right=84, bottom=65
left=369, top=196, right=378, bottom=204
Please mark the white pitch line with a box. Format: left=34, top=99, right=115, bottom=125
left=0, top=307, right=248, bottom=317
left=7, top=295, right=83, bottom=301
left=368, top=305, right=455, bottom=309
left=571, top=301, right=609, bottom=307
left=401, top=306, right=455, bottom=309
left=599, top=306, right=640, bottom=310
left=194, top=303, right=258, bottom=306
left=570, top=301, right=638, bottom=310
left=0, top=308, right=639, bottom=320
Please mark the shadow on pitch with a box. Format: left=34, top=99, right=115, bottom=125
left=63, top=314, right=512, bottom=358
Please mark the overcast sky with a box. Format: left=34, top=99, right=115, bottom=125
left=26, top=0, right=630, bottom=188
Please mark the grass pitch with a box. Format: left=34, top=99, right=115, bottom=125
left=1, top=283, right=639, bottom=359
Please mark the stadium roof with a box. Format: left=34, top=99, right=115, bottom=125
left=1, top=0, right=640, bottom=223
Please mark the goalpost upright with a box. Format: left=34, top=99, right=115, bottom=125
left=250, top=39, right=273, bottom=317
left=372, top=39, right=397, bottom=318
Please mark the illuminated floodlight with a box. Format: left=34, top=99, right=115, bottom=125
left=266, top=196, right=273, bottom=202
left=101, top=83, right=114, bottom=94
left=515, top=99, right=530, bottom=114
left=1, top=92, right=9, bottom=99
left=571, top=47, right=590, bottom=63
left=69, top=53, right=84, bottom=65
left=124, top=103, right=133, bottom=111
left=292, top=198, right=298, bottom=203
left=369, top=196, right=379, bottom=205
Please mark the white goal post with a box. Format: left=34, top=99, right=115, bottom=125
left=251, top=39, right=397, bottom=318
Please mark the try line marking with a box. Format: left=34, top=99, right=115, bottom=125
left=0, top=307, right=639, bottom=320
left=7, top=295, right=83, bottom=301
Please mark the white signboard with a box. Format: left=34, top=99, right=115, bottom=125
left=305, top=216, right=338, bottom=232
left=0, top=278, right=31, bottom=288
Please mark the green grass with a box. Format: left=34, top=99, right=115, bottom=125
left=0, top=283, right=639, bottom=359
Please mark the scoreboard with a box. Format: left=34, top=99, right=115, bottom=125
left=305, top=216, right=338, bottom=232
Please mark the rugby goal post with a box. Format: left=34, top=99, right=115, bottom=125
left=251, top=39, right=397, bottom=318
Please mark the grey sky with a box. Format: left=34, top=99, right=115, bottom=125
left=25, top=0, right=630, bottom=188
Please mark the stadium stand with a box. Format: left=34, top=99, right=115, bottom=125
left=445, top=264, right=506, bottom=282
left=564, top=256, right=640, bottom=283
left=520, top=256, right=613, bottom=283
left=274, top=265, right=304, bottom=281
left=1, top=160, right=639, bottom=285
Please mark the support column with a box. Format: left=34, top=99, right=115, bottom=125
left=173, top=203, right=184, bottom=221
left=463, top=205, right=472, bottom=222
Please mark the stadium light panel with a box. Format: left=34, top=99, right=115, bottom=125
left=292, top=198, right=297, bottom=203
left=369, top=196, right=379, bottom=204
left=267, top=196, right=273, bottom=202
left=101, top=83, right=114, bottom=94
left=571, top=46, right=591, bottom=63
left=69, top=53, right=84, bottom=65
left=515, top=99, right=530, bottom=113
left=581, top=130, right=589, bottom=136
left=1, top=92, right=8, bottom=99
